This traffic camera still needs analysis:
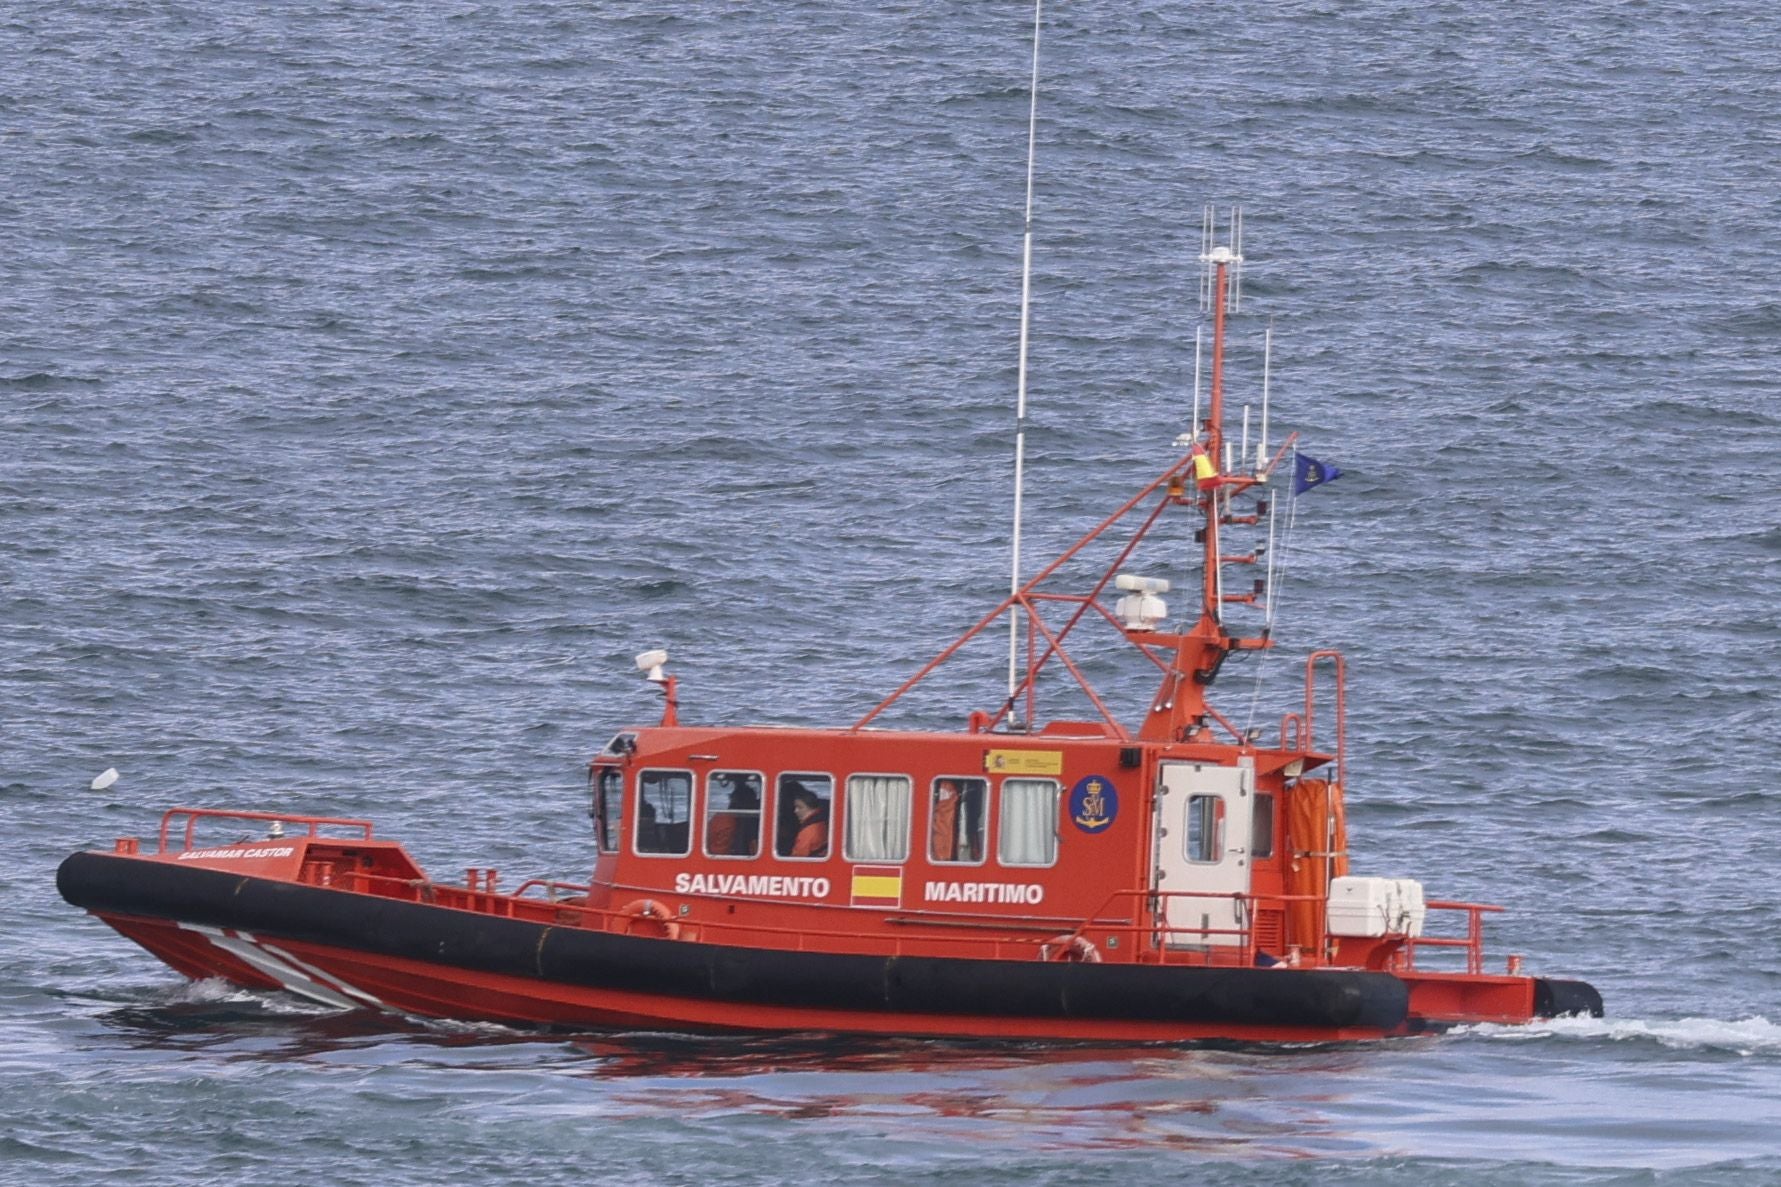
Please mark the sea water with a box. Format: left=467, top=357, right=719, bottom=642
left=4, top=2, right=1779, bottom=1182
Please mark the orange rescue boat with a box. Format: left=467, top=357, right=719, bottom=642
left=58, top=11, right=1601, bottom=1041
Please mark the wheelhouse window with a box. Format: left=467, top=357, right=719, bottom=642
left=592, top=766, right=623, bottom=854
left=843, top=774, right=912, bottom=862
left=775, top=773, right=833, bottom=860
left=704, top=771, right=764, bottom=859
left=997, top=778, right=1060, bottom=867
left=1252, top=792, right=1275, bottom=859
left=635, top=769, right=693, bottom=856
left=1185, top=793, right=1225, bottom=863
left=597, top=732, right=637, bottom=759
left=929, top=776, right=987, bottom=864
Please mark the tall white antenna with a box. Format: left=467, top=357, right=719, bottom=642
left=1191, top=325, right=1202, bottom=437
left=1230, top=207, right=1244, bottom=312
left=1200, top=205, right=1243, bottom=316
left=1263, top=495, right=1279, bottom=630
left=1257, top=319, right=1272, bottom=472
left=1198, top=205, right=1215, bottom=313
left=1006, top=0, right=1043, bottom=724
left=1213, top=507, right=1226, bottom=626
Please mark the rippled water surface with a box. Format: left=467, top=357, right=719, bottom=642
left=5, top=2, right=1780, bottom=1183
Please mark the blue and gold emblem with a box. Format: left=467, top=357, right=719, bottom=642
left=1068, top=774, right=1118, bottom=834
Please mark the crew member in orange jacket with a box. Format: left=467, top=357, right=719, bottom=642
left=787, top=786, right=829, bottom=858
left=930, top=779, right=960, bottom=861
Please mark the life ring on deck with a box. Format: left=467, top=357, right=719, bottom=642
left=1039, top=933, right=1101, bottom=963
left=618, top=898, right=680, bottom=940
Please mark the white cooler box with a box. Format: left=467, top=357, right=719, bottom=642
left=1327, top=876, right=1427, bottom=938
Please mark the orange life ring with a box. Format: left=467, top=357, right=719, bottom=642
left=618, top=898, right=680, bottom=940
left=1039, top=933, right=1101, bottom=963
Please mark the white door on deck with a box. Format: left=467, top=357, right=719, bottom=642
left=1154, top=762, right=1255, bottom=948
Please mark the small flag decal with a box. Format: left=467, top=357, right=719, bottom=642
left=850, top=866, right=903, bottom=908
left=984, top=748, right=1064, bottom=776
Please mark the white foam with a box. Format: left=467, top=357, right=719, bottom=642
left=1460, top=1014, right=1781, bottom=1056
left=164, top=977, right=257, bottom=1005
left=161, top=977, right=343, bottom=1016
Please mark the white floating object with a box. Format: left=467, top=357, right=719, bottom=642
left=91, top=767, right=120, bottom=792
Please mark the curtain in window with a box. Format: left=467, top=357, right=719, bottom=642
left=999, top=778, right=1059, bottom=865
left=845, top=775, right=911, bottom=861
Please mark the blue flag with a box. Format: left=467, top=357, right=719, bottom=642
left=1293, top=453, right=1343, bottom=495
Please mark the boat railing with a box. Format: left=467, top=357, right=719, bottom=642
left=319, top=869, right=1103, bottom=960
left=1058, top=887, right=1318, bottom=966
left=590, top=880, right=1124, bottom=960
left=1303, top=650, right=1346, bottom=786
left=1404, top=899, right=1505, bottom=976
left=1062, top=888, right=1502, bottom=974
left=155, top=807, right=375, bottom=854
left=303, top=866, right=1503, bottom=973
left=511, top=878, right=595, bottom=902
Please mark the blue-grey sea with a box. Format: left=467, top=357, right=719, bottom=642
left=5, top=2, right=1780, bottom=1183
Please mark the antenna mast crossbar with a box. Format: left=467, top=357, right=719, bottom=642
left=984, top=487, right=1178, bottom=731
left=853, top=455, right=1195, bottom=731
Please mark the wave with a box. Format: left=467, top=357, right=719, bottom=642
left=0, top=371, right=102, bottom=390
left=162, top=977, right=343, bottom=1016
left=1462, top=1013, right=1781, bottom=1056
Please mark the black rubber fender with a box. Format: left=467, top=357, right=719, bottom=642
left=59, top=850, right=1410, bottom=1032
left=1533, top=977, right=1604, bottom=1019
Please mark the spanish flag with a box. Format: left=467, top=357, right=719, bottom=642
left=850, top=866, right=903, bottom=908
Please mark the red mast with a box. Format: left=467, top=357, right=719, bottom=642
left=855, top=213, right=1286, bottom=742
left=1134, top=228, right=1272, bottom=743
left=1201, top=243, right=1232, bottom=623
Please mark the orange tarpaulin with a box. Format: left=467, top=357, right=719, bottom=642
left=1283, top=778, right=1348, bottom=952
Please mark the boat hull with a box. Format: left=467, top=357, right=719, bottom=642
left=60, top=849, right=1425, bottom=1042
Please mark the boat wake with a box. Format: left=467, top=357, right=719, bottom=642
left=163, top=978, right=250, bottom=1003
left=155, top=980, right=544, bottom=1041
left=1458, top=1013, right=1781, bottom=1056
left=161, top=976, right=340, bottom=1015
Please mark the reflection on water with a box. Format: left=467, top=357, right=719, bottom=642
left=74, top=982, right=1781, bottom=1170
left=573, top=1036, right=1386, bottom=1156
left=81, top=983, right=1389, bottom=1156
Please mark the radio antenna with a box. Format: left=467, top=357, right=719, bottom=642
left=1231, top=207, right=1244, bottom=312
left=1258, top=319, right=1272, bottom=472
left=1190, top=324, right=1203, bottom=436
left=1006, top=0, right=1043, bottom=726
left=1198, top=205, right=1215, bottom=313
